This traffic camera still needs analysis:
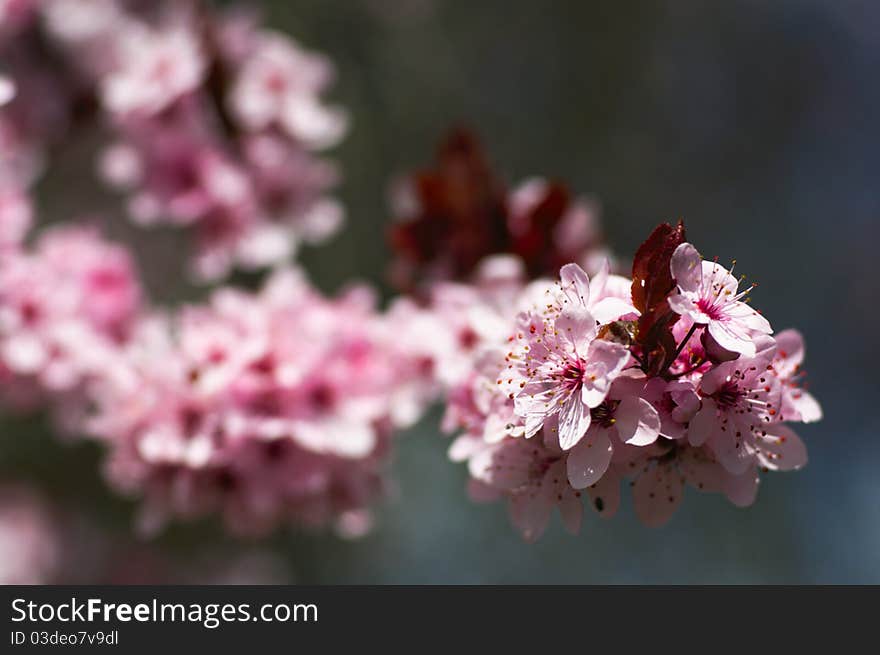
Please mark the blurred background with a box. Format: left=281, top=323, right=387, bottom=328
left=3, top=0, right=879, bottom=583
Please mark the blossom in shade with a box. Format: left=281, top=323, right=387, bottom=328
left=687, top=346, right=794, bottom=474
left=468, top=425, right=583, bottom=542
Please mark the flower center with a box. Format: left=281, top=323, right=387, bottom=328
left=696, top=296, right=724, bottom=320
left=590, top=399, right=620, bottom=428
left=560, top=359, right=586, bottom=391
left=713, top=380, right=743, bottom=409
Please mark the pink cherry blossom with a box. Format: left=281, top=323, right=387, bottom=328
left=0, top=226, right=144, bottom=402
left=443, top=233, right=821, bottom=538
left=624, top=442, right=760, bottom=527
left=228, top=30, right=347, bottom=149
left=566, top=374, right=661, bottom=489
left=669, top=242, right=772, bottom=356
left=687, top=346, right=802, bottom=474
left=100, top=26, right=206, bottom=117
left=468, top=420, right=584, bottom=542
left=507, top=263, right=631, bottom=450
left=771, top=328, right=823, bottom=423
left=81, top=267, right=426, bottom=536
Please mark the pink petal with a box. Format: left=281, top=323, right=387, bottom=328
left=667, top=292, right=703, bottom=322
left=590, top=297, right=638, bottom=324
left=560, top=263, right=591, bottom=308
left=524, top=413, right=546, bottom=440
left=552, top=465, right=584, bottom=535
left=632, top=463, right=684, bottom=527
left=614, top=395, right=661, bottom=446
left=468, top=442, right=531, bottom=490
left=566, top=428, right=613, bottom=489
left=723, top=468, right=760, bottom=507
left=508, top=492, right=553, bottom=543
left=448, top=435, right=487, bottom=462
left=787, top=389, right=822, bottom=423
left=724, top=300, right=772, bottom=335
left=708, top=420, right=754, bottom=475
left=556, top=305, right=597, bottom=354
left=588, top=258, right=610, bottom=298
left=557, top=393, right=591, bottom=450
left=756, top=424, right=808, bottom=471
left=687, top=400, right=718, bottom=447
left=773, top=328, right=805, bottom=373
left=587, top=469, right=621, bottom=518
left=678, top=448, right=724, bottom=493
left=580, top=339, right=630, bottom=408
left=467, top=478, right=502, bottom=503
left=670, top=242, right=702, bottom=293
left=707, top=320, right=756, bottom=356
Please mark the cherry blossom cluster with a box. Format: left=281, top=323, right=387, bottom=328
left=0, top=221, right=143, bottom=423
left=1, top=206, right=424, bottom=536
left=1, top=1, right=414, bottom=540
left=1, top=0, right=346, bottom=280
left=81, top=268, right=419, bottom=537
left=0, top=1, right=824, bottom=556
left=442, top=222, right=821, bottom=540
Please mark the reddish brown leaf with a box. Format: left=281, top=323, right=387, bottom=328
left=386, top=128, right=509, bottom=290
left=631, top=220, right=686, bottom=314
left=630, top=221, right=687, bottom=376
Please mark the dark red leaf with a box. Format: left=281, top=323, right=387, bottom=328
left=630, top=221, right=687, bottom=376
left=631, top=220, right=686, bottom=315
left=386, top=128, right=509, bottom=290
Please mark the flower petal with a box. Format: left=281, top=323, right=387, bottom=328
left=614, top=395, right=661, bottom=446
left=566, top=428, right=612, bottom=489
left=586, top=469, right=621, bottom=518
left=557, top=393, right=590, bottom=450
left=756, top=424, right=808, bottom=471
left=667, top=292, right=703, bottom=322
left=560, top=263, right=591, bottom=308
left=591, top=297, right=638, bottom=324
left=508, top=491, right=553, bottom=543
left=709, top=422, right=753, bottom=475
left=723, top=468, right=760, bottom=507
left=687, top=399, right=718, bottom=447
left=786, top=389, right=823, bottom=423
left=580, top=339, right=630, bottom=408
left=556, top=306, right=597, bottom=355
left=632, top=463, right=684, bottom=527
left=670, top=242, right=702, bottom=293
left=707, top=320, right=756, bottom=356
